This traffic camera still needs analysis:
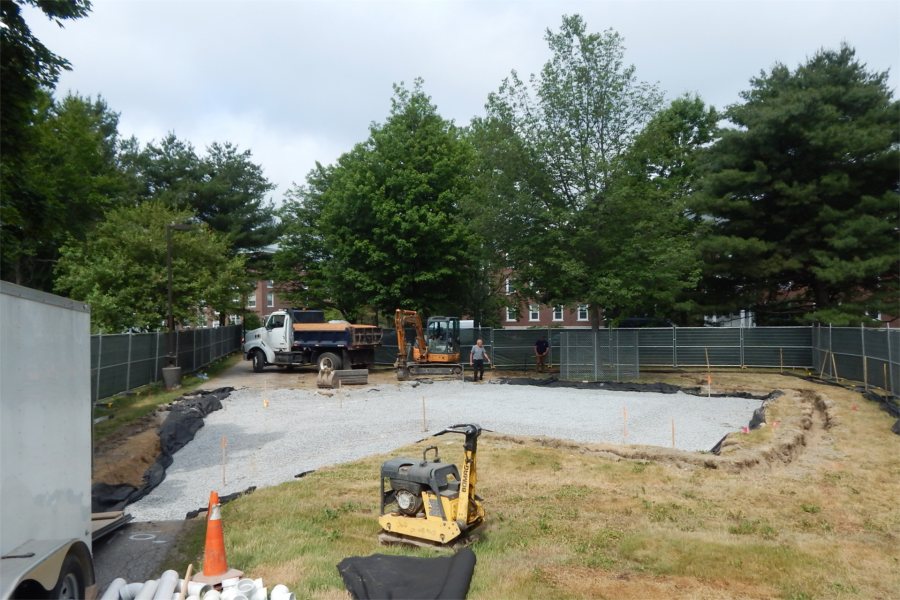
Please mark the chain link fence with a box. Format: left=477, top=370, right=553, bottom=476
left=374, top=324, right=898, bottom=398
left=90, top=326, right=242, bottom=402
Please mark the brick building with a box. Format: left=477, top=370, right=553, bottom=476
left=244, top=279, right=291, bottom=322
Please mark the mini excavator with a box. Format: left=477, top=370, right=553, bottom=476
left=378, top=424, right=484, bottom=547
left=393, top=309, right=463, bottom=380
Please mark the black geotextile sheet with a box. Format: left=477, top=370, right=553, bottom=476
left=337, top=548, right=477, bottom=600
left=92, top=387, right=233, bottom=512
left=497, top=376, right=773, bottom=399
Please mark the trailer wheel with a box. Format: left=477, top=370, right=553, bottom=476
left=252, top=350, right=266, bottom=373
left=51, top=555, right=85, bottom=600
left=317, top=352, right=342, bottom=371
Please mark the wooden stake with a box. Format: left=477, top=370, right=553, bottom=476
left=221, top=436, right=227, bottom=487
left=671, top=419, right=676, bottom=449
left=179, top=564, right=193, bottom=600
left=421, top=396, right=427, bottom=432
left=623, top=406, right=628, bottom=442
left=831, top=352, right=840, bottom=381
left=779, top=347, right=784, bottom=374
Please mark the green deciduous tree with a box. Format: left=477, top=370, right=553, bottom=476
left=597, top=95, right=718, bottom=323
left=694, top=44, right=899, bottom=324
left=121, top=134, right=279, bottom=262
left=1, top=92, right=126, bottom=289
left=1, top=0, right=91, bottom=212
left=275, top=80, right=477, bottom=322
left=480, top=15, right=687, bottom=325
left=54, top=201, right=247, bottom=332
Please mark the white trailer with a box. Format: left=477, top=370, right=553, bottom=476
left=1, top=282, right=96, bottom=599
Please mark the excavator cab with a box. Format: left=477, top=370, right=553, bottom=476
left=425, top=316, right=459, bottom=355
left=394, top=309, right=463, bottom=379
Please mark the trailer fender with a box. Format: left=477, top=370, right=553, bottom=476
left=7, top=539, right=95, bottom=599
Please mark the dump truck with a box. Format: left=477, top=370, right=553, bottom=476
left=1, top=282, right=97, bottom=599
left=243, top=309, right=382, bottom=372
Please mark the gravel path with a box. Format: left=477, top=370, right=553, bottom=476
left=128, top=380, right=763, bottom=521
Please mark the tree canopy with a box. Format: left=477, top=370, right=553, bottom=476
left=694, top=44, right=899, bottom=324
left=54, top=201, right=247, bottom=332
left=275, top=80, right=477, bottom=321
left=478, top=15, right=709, bottom=326
left=1, top=91, right=126, bottom=289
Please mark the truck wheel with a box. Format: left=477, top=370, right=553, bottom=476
left=317, top=352, right=341, bottom=371
left=252, top=350, right=266, bottom=373
left=51, top=555, right=85, bottom=600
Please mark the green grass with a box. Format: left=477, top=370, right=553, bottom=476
left=93, top=353, right=241, bottom=442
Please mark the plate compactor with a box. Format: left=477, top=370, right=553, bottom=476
left=378, top=424, right=484, bottom=547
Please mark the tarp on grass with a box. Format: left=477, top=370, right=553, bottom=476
left=337, top=548, right=476, bottom=600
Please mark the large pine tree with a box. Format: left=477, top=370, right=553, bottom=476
left=695, top=45, right=899, bottom=324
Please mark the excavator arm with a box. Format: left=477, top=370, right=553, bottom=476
left=394, top=309, right=429, bottom=366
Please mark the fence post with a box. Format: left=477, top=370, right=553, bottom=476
left=94, top=332, right=103, bottom=404
left=829, top=324, right=834, bottom=379
left=861, top=323, right=868, bottom=391
left=593, top=329, right=598, bottom=381
left=887, top=323, right=894, bottom=396
left=125, top=332, right=133, bottom=392
left=154, top=332, right=160, bottom=382
left=672, top=325, right=678, bottom=369
left=739, top=326, right=745, bottom=368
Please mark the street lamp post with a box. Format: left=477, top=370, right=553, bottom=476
left=163, top=222, right=194, bottom=388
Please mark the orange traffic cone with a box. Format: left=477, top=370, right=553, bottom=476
left=193, top=491, right=243, bottom=585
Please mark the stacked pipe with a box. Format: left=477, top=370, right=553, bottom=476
left=99, top=572, right=295, bottom=600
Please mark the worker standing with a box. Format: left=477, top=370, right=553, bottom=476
left=470, top=339, right=491, bottom=382
left=534, top=336, right=550, bottom=372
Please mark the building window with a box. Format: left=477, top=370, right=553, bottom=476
left=577, top=304, right=589, bottom=321
left=552, top=305, right=564, bottom=321
left=266, top=292, right=274, bottom=307
left=529, top=304, right=540, bottom=322
left=505, top=278, right=514, bottom=294
left=267, top=279, right=274, bottom=288
left=506, top=307, right=517, bottom=322
left=247, top=295, right=257, bottom=309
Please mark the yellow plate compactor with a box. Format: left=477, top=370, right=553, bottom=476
left=378, top=424, right=484, bottom=547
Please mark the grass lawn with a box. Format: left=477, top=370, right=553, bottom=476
left=93, top=353, right=242, bottom=442
left=165, top=373, right=900, bottom=599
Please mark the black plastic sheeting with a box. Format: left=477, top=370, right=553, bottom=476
left=497, top=376, right=773, bottom=400
left=92, top=387, right=234, bottom=513
left=337, top=548, right=476, bottom=600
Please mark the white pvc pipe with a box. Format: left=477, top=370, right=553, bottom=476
left=236, top=579, right=256, bottom=596
left=120, top=582, right=145, bottom=600
left=153, top=570, right=180, bottom=600
left=201, top=591, right=222, bottom=600
left=176, top=580, right=212, bottom=597
left=99, top=577, right=126, bottom=600
left=134, top=580, right=159, bottom=600
left=250, top=588, right=267, bottom=600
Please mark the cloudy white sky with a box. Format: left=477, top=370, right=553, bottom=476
left=26, top=0, right=900, bottom=203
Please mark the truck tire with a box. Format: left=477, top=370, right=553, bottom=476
left=252, top=350, right=266, bottom=373
left=317, top=352, right=342, bottom=371
left=51, top=555, right=85, bottom=600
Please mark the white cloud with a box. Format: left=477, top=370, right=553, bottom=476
left=25, top=0, right=900, bottom=199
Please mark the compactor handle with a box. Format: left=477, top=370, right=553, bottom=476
left=435, top=423, right=482, bottom=451
left=422, top=445, right=440, bottom=463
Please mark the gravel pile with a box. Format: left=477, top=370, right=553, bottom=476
left=127, top=380, right=763, bottom=521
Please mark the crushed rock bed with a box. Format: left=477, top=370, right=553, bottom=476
left=127, top=380, right=764, bottom=521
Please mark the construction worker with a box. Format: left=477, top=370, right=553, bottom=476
left=534, top=336, right=549, bottom=371
left=469, top=339, right=491, bottom=382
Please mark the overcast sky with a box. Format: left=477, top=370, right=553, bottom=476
left=26, top=0, right=900, bottom=203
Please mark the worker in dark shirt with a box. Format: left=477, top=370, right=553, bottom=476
left=534, top=337, right=549, bottom=372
